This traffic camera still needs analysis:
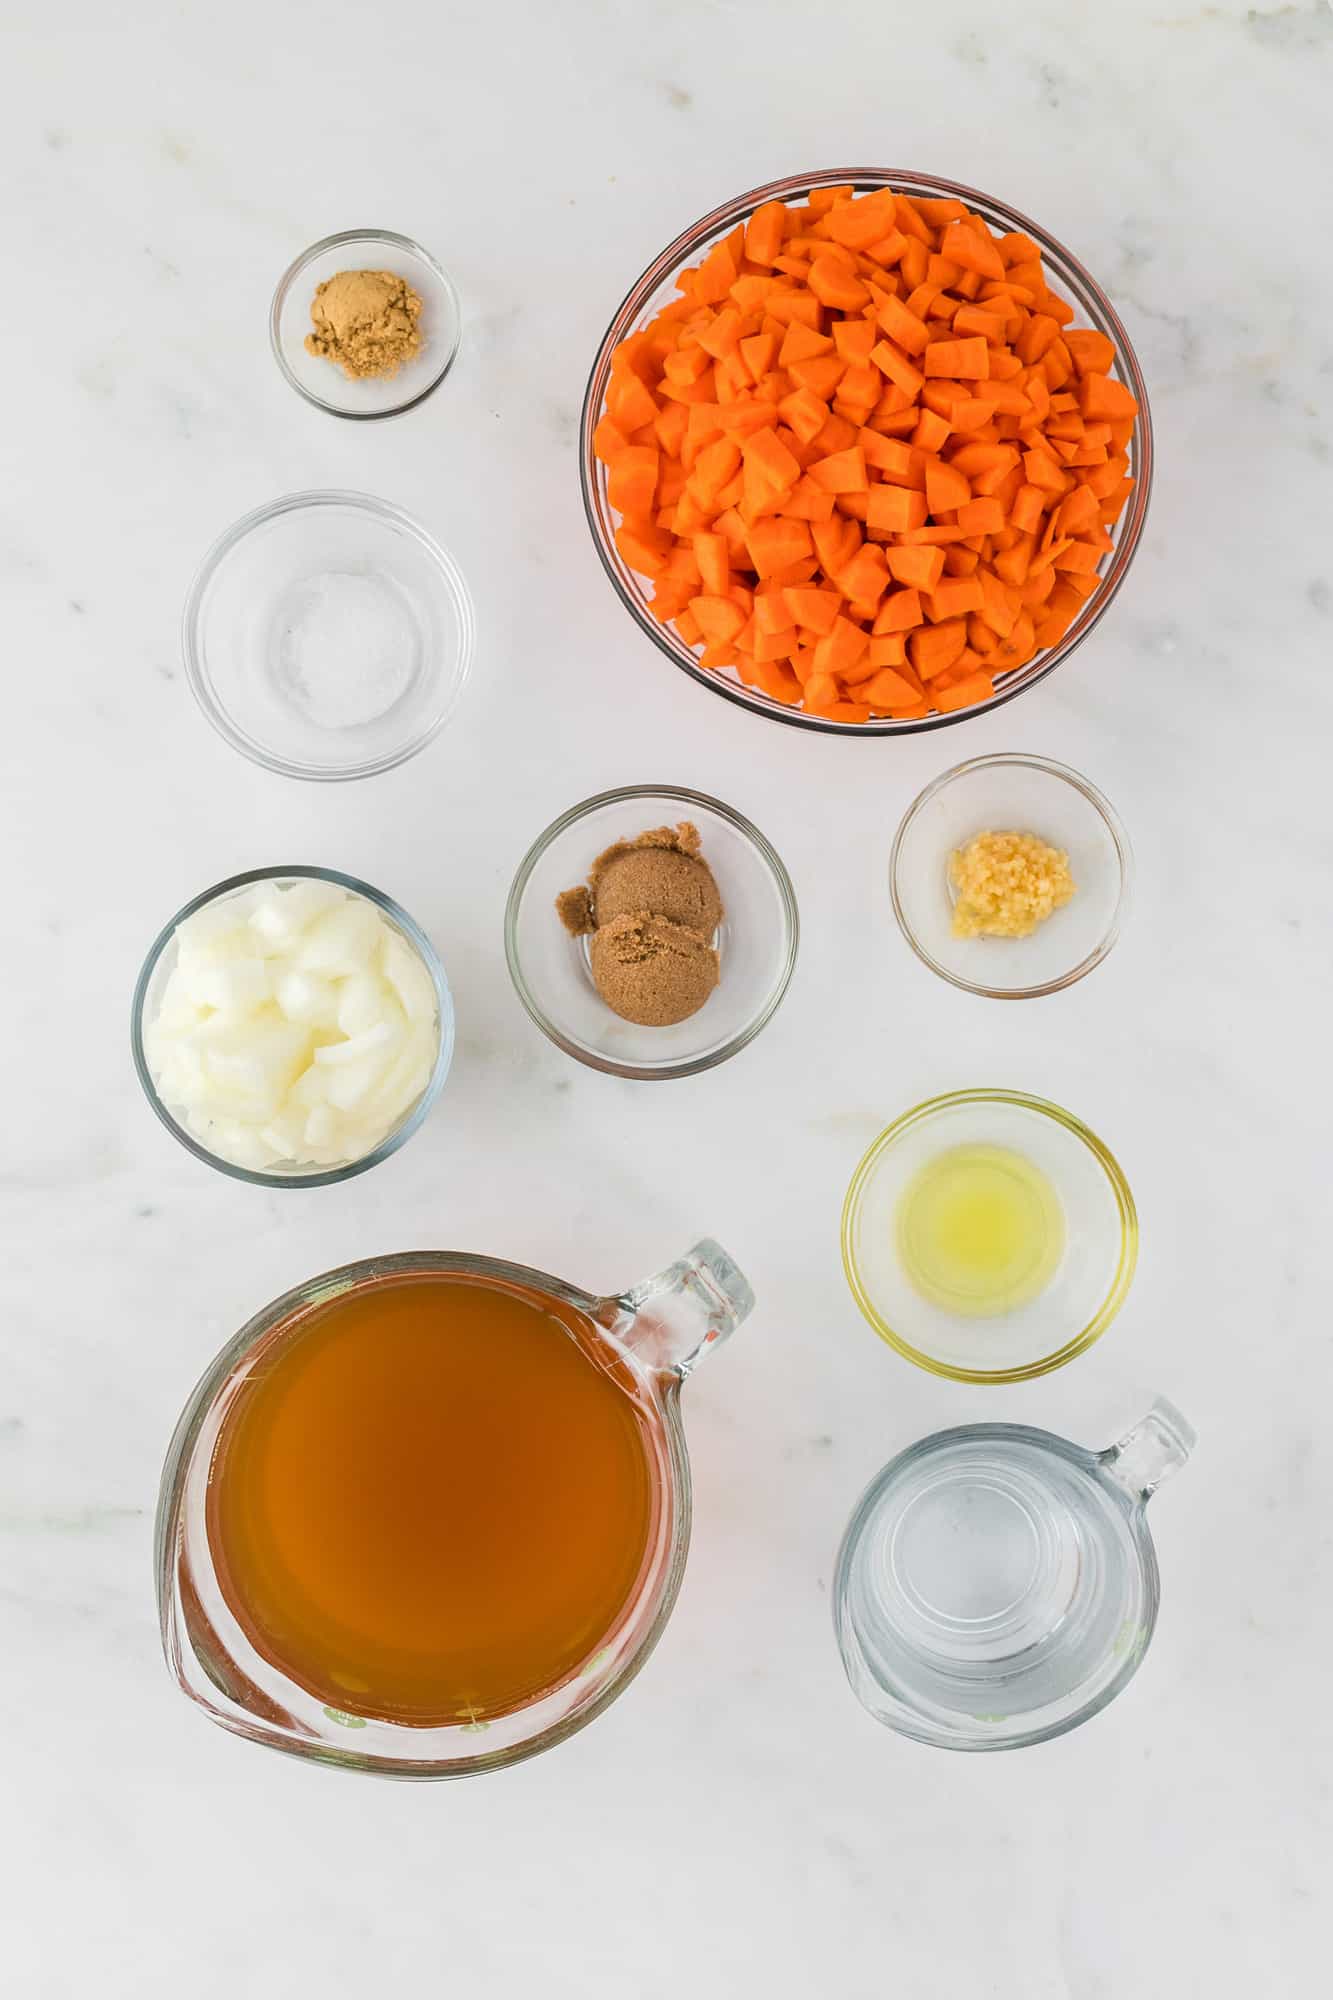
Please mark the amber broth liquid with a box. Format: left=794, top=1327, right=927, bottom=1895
left=206, top=1273, right=656, bottom=1726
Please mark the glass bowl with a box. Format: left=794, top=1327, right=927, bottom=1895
left=890, top=754, right=1131, bottom=997
left=580, top=168, right=1153, bottom=736
left=182, top=491, right=475, bottom=781
left=270, top=230, right=461, bottom=420
left=131, top=866, right=454, bottom=1188
left=505, top=785, right=798, bottom=1079
left=841, top=1089, right=1137, bottom=1382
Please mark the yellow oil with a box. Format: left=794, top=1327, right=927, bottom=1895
left=895, top=1144, right=1065, bottom=1317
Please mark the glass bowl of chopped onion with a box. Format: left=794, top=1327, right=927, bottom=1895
left=580, top=168, right=1152, bottom=735
left=889, top=754, right=1132, bottom=998
left=131, top=866, right=454, bottom=1186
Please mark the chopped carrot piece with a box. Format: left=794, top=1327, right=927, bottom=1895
left=867, top=634, right=912, bottom=670
left=870, top=340, right=926, bottom=400
left=814, top=615, right=870, bottom=676
left=886, top=543, right=946, bottom=592
left=780, top=474, right=837, bottom=521
left=803, top=671, right=841, bottom=710
left=742, top=426, right=802, bottom=496
left=1055, top=485, right=1101, bottom=537
left=808, top=446, right=868, bottom=494
left=615, top=524, right=669, bottom=575
left=911, top=408, right=952, bottom=452
left=922, top=337, right=990, bottom=380
left=1009, top=484, right=1045, bottom=535
left=976, top=567, right=1019, bottom=638
left=824, top=190, right=899, bottom=249
left=859, top=431, right=920, bottom=483
left=593, top=414, right=632, bottom=464
left=744, top=200, right=788, bottom=266
left=779, top=321, right=835, bottom=368
left=925, top=575, right=984, bottom=621
left=909, top=619, right=968, bottom=679
left=1079, top=373, right=1138, bottom=423
left=692, top=531, right=731, bottom=596
left=956, top=496, right=1005, bottom=535
left=788, top=354, right=847, bottom=400
left=1064, top=328, right=1116, bottom=377
left=606, top=371, right=659, bottom=431
left=929, top=393, right=991, bottom=431
left=924, top=459, right=971, bottom=515
left=863, top=666, right=923, bottom=707
left=933, top=669, right=996, bottom=711
left=607, top=446, right=659, bottom=516
left=939, top=222, right=1005, bottom=281
left=778, top=386, right=831, bottom=445
left=873, top=587, right=921, bottom=633
left=784, top=585, right=842, bottom=634
left=1022, top=448, right=1069, bottom=494
left=1053, top=539, right=1103, bottom=574
left=809, top=256, right=870, bottom=310
left=953, top=304, right=1008, bottom=343
left=876, top=292, right=930, bottom=356
left=689, top=594, right=746, bottom=644
left=836, top=545, right=889, bottom=608
left=866, top=484, right=928, bottom=533
left=832, top=317, right=878, bottom=363
left=746, top=517, right=814, bottom=578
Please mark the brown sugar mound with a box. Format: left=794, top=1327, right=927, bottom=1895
left=305, top=269, right=424, bottom=380
left=588, top=914, right=719, bottom=1026
left=594, top=844, right=723, bottom=934
left=556, top=820, right=725, bottom=1027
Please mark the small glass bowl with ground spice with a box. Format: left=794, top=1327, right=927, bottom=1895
left=505, top=786, right=798, bottom=1080
left=890, top=755, right=1131, bottom=999
left=270, top=230, right=461, bottom=420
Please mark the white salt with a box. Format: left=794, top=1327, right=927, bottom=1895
left=274, top=568, right=418, bottom=730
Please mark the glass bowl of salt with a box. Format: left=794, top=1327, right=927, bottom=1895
left=182, top=490, right=475, bottom=781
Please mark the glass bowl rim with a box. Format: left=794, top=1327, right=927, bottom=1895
left=269, top=228, right=462, bottom=420
left=180, top=488, right=477, bottom=782
left=888, top=752, right=1134, bottom=998
left=580, top=166, right=1154, bottom=737
left=840, top=1086, right=1138, bottom=1382
left=503, top=782, right=800, bottom=1080
left=130, top=863, right=455, bottom=1188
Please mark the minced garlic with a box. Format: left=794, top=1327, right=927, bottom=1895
left=949, top=830, right=1075, bottom=939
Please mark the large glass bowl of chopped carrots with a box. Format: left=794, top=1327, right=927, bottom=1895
left=581, top=170, right=1152, bottom=734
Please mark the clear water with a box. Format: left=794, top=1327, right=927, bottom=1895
left=836, top=1428, right=1153, bottom=1747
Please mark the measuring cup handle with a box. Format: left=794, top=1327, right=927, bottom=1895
left=1101, top=1397, right=1196, bottom=1502
left=611, top=1239, right=755, bottom=1378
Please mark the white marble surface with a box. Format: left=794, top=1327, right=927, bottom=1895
left=3, top=1, right=1331, bottom=1992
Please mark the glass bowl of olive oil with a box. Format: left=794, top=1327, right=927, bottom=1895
left=841, top=1089, right=1138, bottom=1383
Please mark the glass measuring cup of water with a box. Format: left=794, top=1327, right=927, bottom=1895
left=833, top=1400, right=1194, bottom=1751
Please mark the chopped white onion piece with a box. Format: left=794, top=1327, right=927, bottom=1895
left=145, top=880, right=441, bottom=1173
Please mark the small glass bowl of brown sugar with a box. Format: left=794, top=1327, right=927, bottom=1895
left=506, top=786, right=799, bottom=1080
left=890, top=754, right=1132, bottom=1000
left=271, top=229, right=461, bottom=419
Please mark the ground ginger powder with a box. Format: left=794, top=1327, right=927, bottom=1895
left=305, top=269, right=424, bottom=380
left=949, top=830, right=1075, bottom=940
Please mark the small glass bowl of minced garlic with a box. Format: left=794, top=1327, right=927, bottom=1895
left=270, top=229, right=461, bottom=419
left=890, top=754, right=1132, bottom=998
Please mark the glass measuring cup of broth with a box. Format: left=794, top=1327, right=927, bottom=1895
left=157, top=1240, right=753, bottom=1776
left=833, top=1401, right=1195, bottom=1751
